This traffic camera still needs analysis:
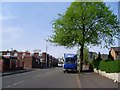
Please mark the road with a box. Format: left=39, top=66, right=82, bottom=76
left=2, top=67, right=119, bottom=89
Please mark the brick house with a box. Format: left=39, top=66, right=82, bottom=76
left=109, top=47, right=120, bottom=60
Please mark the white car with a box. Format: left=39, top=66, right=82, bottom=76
left=58, top=64, right=63, bottom=67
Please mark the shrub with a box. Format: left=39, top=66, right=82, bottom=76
left=92, top=60, right=120, bottom=73
left=92, top=60, right=100, bottom=70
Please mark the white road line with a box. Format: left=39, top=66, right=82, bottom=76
left=18, top=80, right=25, bottom=84
left=32, top=75, right=41, bottom=78
left=76, top=74, right=82, bottom=88
left=12, top=83, right=18, bottom=86
left=6, top=80, right=25, bottom=88
left=6, top=85, right=12, bottom=88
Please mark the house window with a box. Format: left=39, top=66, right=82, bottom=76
left=7, top=53, right=10, bottom=55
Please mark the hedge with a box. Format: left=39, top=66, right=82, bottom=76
left=92, top=60, right=120, bottom=73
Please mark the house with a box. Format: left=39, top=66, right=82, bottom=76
left=88, top=52, right=98, bottom=61
left=101, top=54, right=108, bottom=60
left=109, top=47, right=120, bottom=60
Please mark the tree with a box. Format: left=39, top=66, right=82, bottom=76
left=33, top=49, right=41, bottom=53
left=83, top=46, right=89, bottom=64
left=13, top=49, right=18, bottom=52
left=48, top=2, right=120, bottom=72
left=96, top=52, right=102, bottom=61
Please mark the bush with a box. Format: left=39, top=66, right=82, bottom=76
left=99, top=60, right=120, bottom=73
left=92, top=60, right=120, bottom=73
left=92, top=60, right=100, bottom=70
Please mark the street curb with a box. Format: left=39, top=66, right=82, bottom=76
left=2, top=69, right=32, bottom=76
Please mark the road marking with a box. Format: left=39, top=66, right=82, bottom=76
left=6, top=85, right=12, bottom=88
left=6, top=80, right=25, bottom=88
left=32, top=75, right=41, bottom=78
left=18, top=80, right=25, bottom=84
left=76, top=74, right=82, bottom=88
left=12, top=83, right=18, bottom=86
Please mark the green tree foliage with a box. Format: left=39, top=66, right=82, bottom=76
left=92, top=52, right=102, bottom=70
left=48, top=2, right=120, bottom=72
left=13, top=49, right=18, bottom=52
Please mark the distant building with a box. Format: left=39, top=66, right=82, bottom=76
left=109, top=47, right=120, bottom=60
left=88, top=52, right=98, bottom=61
left=1, top=50, right=58, bottom=69
left=101, top=54, right=108, bottom=60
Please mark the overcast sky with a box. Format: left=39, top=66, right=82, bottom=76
left=1, top=2, right=119, bottom=58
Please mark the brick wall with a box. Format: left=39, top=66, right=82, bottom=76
left=21, top=56, right=32, bottom=69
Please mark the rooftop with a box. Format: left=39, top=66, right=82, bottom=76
left=111, top=47, right=120, bottom=52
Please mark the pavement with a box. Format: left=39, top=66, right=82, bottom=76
left=77, top=72, right=119, bottom=88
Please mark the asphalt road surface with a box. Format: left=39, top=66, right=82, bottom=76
left=2, top=67, right=119, bottom=89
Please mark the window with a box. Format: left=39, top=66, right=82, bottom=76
left=65, top=58, right=76, bottom=64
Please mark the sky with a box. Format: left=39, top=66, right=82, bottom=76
left=1, top=1, right=119, bottom=58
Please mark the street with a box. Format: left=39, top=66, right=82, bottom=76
left=2, top=67, right=119, bottom=88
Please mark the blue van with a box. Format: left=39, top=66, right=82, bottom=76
left=63, top=53, right=78, bottom=73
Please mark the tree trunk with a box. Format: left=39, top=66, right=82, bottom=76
left=79, top=45, right=84, bottom=73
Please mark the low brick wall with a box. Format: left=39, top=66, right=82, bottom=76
left=0, top=59, right=24, bottom=72
left=94, top=68, right=120, bottom=83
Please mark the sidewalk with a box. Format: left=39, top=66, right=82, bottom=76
left=1, top=69, right=32, bottom=76
left=77, top=72, right=119, bottom=88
